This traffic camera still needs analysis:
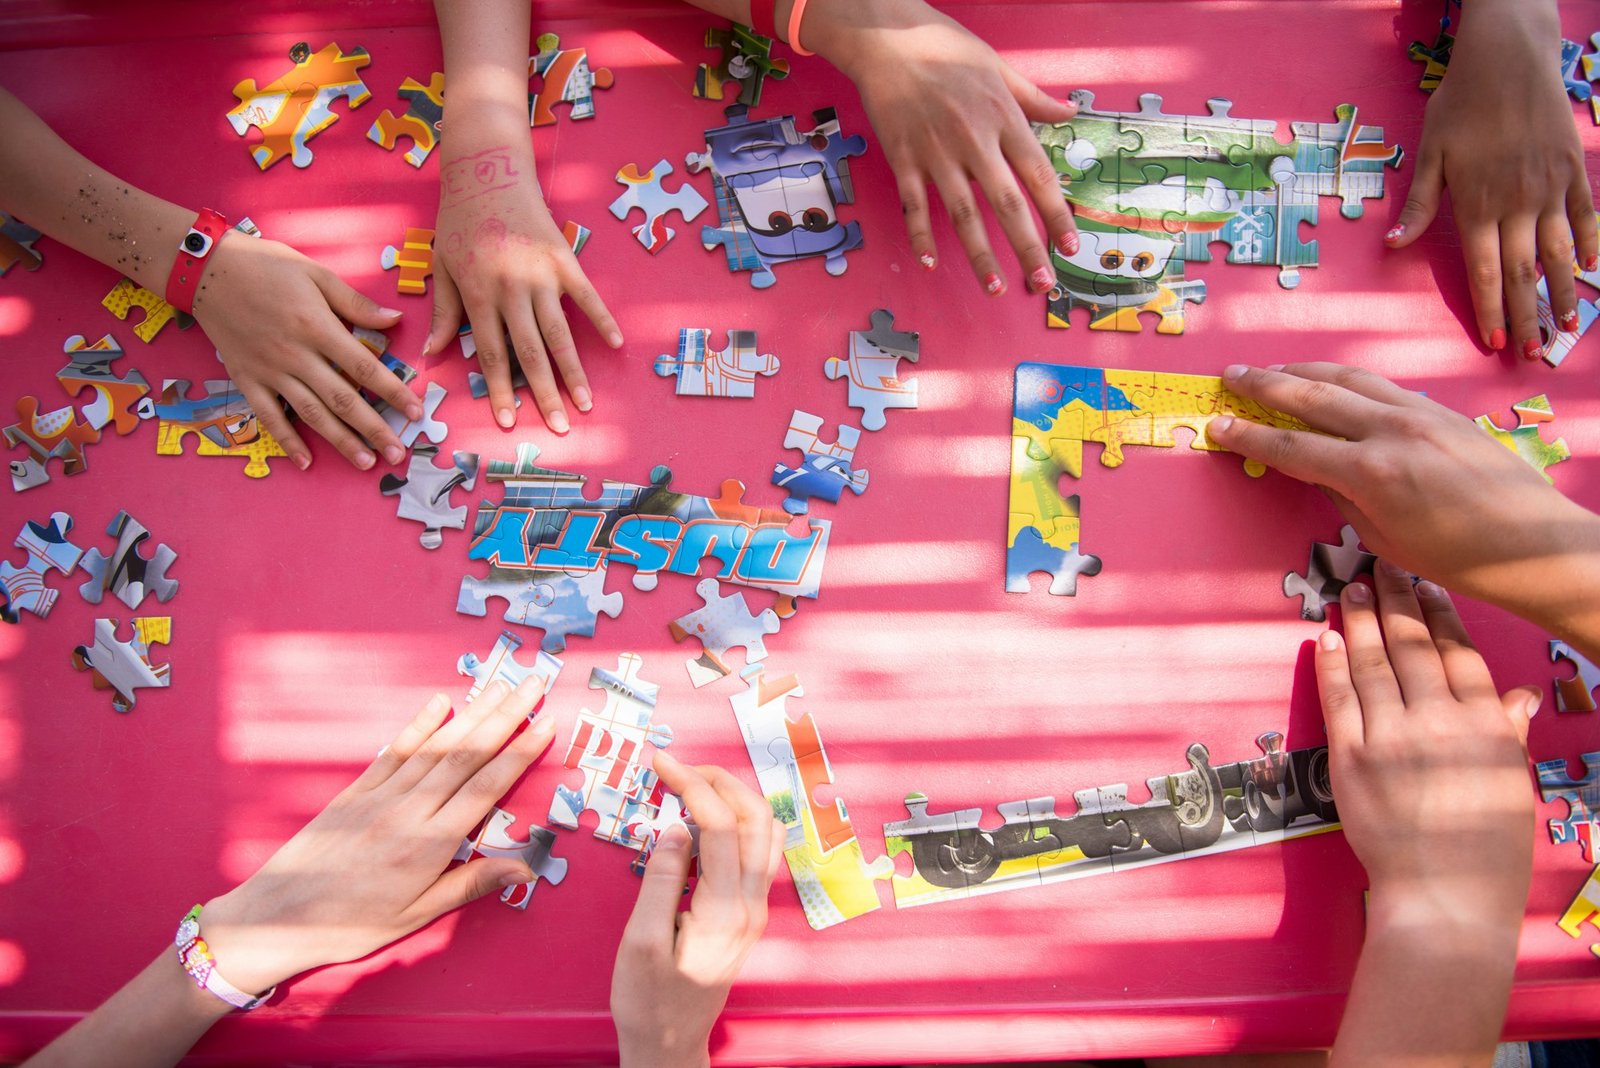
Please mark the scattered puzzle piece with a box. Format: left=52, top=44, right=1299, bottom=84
left=384, top=380, right=447, bottom=448
left=79, top=510, right=179, bottom=610
left=669, top=578, right=781, bottom=687
left=380, top=444, right=480, bottom=549
left=1558, top=864, right=1600, bottom=958
left=1552, top=640, right=1600, bottom=714
left=142, top=378, right=287, bottom=478
left=823, top=309, right=918, bottom=431
left=71, top=616, right=171, bottom=713
left=1537, top=751, right=1600, bottom=861
left=771, top=410, right=868, bottom=515
left=528, top=32, right=614, bottom=126
left=609, top=159, right=709, bottom=252
left=1282, top=524, right=1376, bottom=623
left=4, top=396, right=102, bottom=491
left=102, top=279, right=194, bottom=344
left=457, top=629, right=563, bottom=704
left=1474, top=394, right=1571, bottom=483
left=453, top=807, right=568, bottom=908
left=367, top=71, right=444, bottom=167
left=1535, top=241, right=1600, bottom=366
left=0, top=212, right=42, bottom=276
left=57, top=334, right=147, bottom=435
left=694, top=23, right=790, bottom=106
left=654, top=327, right=778, bottom=397
left=380, top=227, right=435, bottom=295
left=1407, top=20, right=1454, bottom=92
left=1, top=512, right=84, bottom=624
left=562, top=219, right=591, bottom=255
left=227, top=41, right=373, bottom=170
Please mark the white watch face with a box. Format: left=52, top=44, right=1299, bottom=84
left=182, top=228, right=215, bottom=257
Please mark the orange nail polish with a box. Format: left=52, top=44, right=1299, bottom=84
left=1489, top=327, right=1506, bottom=350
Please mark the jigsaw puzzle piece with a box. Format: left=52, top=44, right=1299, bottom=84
left=669, top=578, right=781, bottom=687
left=381, top=380, right=447, bottom=448
left=1474, top=394, right=1571, bottom=483
left=1282, top=524, right=1376, bottom=622
left=0, top=212, right=42, bottom=276
left=379, top=227, right=435, bottom=295
left=4, top=396, right=101, bottom=491
left=57, top=334, right=148, bottom=434
left=1408, top=20, right=1455, bottom=92
left=1286, top=104, right=1403, bottom=220
left=528, top=32, right=614, bottom=126
left=771, top=410, right=868, bottom=515
left=102, top=279, right=195, bottom=343
left=380, top=444, right=480, bottom=549
left=227, top=42, right=373, bottom=170
left=1536, top=751, right=1600, bottom=861
left=694, top=23, right=790, bottom=106
left=1558, top=864, right=1600, bottom=958
left=71, top=616, right=171, bottom=713
left=654, top=327, right=779, bottom=397
left=457, top=629, right=563, bottom=703
left=609, top=159, right=709, bottom=252
left=1005, top=519, right=1102, bottom=596
left=144, top=378, right=287, bottom=478
left=78, top=510, right=179, bottom=609
left=1551, top=640, right=1600, bottom=714
left=457, top=565, right=623, bottom=653
left=1, top=512, right=85, bottom=624
left=453, top=807, right=568, bottom=908
left=367, top=72, right=445, bottom=167
left=823, top=309, right=918, bottom=431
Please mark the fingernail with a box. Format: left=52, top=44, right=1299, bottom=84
left=292, top=452, right=311, bottom=471
left=1378, top=559, right=1406, bottom=578
left=1415, top=579, right=1445, bottom=599
left=530, top=713, right=556, bottom=733
left=1345, top=583, right=1371, bottom=604
left=383, top=444, right=405, bottom=465
left=1211, top=414, right=1234, bottom=434
left=1522, top=337, right=1542, bottom=360
left=658, top=823, right=691, bottom=850
left=355, top=450, right=376, bottom=469
left=1384, top=224, right=1404, bottom=243
left=500, top=870, right=531, bottom=888
left=496, top=408, right=515, bottom=429
left=406, top=403, right=424, bottom=421
left=607, top=330, right=624, bottom=347
left=1029, top=266, right=1053, bottom=292
left=1523, top=692, right=1543, bottom=719
left=1489, top=327, right=1506, bottom=350
left=919, top=252, right=936, bottom=271
left=573, top=386, right=592, bottom=411
left=1265, top=363, right=1285, bottom=372
left=425, top=693, right=449, bottom=714
left=548, top=410, right=570, bottom=434
left=1586, top=255, right=1598, bottom=272
left=1317, top=630, right=1342, bottom=651
left=1058, top=232, right=1079, bottom=256
left=1223, top=364, right=1248, bottom=381
left=420, top=337, right=434, bottom=358
left=984, top=273, right=1005, bottom=296
left=515, top=675, right=544, bottom=699
left=1560, top=309, right=1581, bottom=332
left=379, top=307, right=403, bottom=318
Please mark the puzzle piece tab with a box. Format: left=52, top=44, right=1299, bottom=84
left=79, top=510, right=179, bottom=610
left=1558, top=864, right=1600, bottom=958
left=694, top=23, right=790, bottom=106
left=71, top=616, right=171, bottom=713
left=1, top=512, right=84, bottom=624
left=0, top=212, right=42, bottom=276
left=771, top=410, right=868, bottom=514
left=1283, top=524, right=1376, bottom=623
left=379, top=227, right=435, bottom=295
left=4, top=396, right=101, bottom=491
left=1537, top=751, right=1600, bottom=861
left=227, top=41, right=373, bottom=170
left=143, top=379, right=287, bottom=478
left=654, top=328, right=778, bottom=397
left=1552, top=640, right=1600, bottom=714
left=609, top=159, right=709, bottom=252
left=457, top=564, right=623, bottom=654
left=669, top=578, right=781, bottom=687
left=1474, top=394, right=1571, bottom=483
left=453, top=807, right=568, bottom=908
left=380, top=444, right=480, bottom=549
left=456, top=629, right=563, bottom=703
left=823, top=308, right=918, bottom=431
left=528, top=33, right=614, bottom=126
left=367, top=72, right=444, bottom=167
left=57, top=334, right=148, bottom=435
left=102, top=279, right=194, bottom=344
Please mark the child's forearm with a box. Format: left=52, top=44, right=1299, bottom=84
left=0, top=87, right=193, bottom=291
left=25, top=947, right=231, bottom=1068
left=436, top=0, right=535, bottom=133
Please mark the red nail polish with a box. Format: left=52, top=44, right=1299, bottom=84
left=918, top=252, right=936, bottom=271
left=1489, top=327, right=1506, bottom=350
left=984, top=273, right=1005, bottom=296
left=1522, top=337, right=1542, bottom=360
left=1586, top=255, right=1598, bottom=272
left=1029, top=266, right=1053, bottom=293
left=1384, top=224, right=1405, bottom=243
left=1059, top=232, right=1080, bottom=256
left=1559, top=309, right=1580, bottom=332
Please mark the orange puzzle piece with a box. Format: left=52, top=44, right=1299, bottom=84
left=4, top=396, right=102, bottom=491
left=227, top=42, right=372, bottom=170
left=380, top=227, right=436, bottom=296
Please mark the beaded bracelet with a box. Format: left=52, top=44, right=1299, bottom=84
left=175, top=904, right=275, bottom=1011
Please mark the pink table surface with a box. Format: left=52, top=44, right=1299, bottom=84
left=3, top=1, right=1600, bottom=1063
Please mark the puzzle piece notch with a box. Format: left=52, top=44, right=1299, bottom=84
left=1, top=512, right=84, bottom=624
left=1473, top=394, right=1571, bottom=483
left=669, top=578, right=782, bottom=687
left=102, top=279, right=194, bottom=344
left=694, top=23, right=790, bottom=106
left=457, top=564, right=624, bottom=654
left=379, top=227, right=435, bottom=295
left=528, top=32, right=614, bottom=126
left=453, top=807, right=567, bottom=908
left=380, top=444, right=480, bottom=549
left=457, top=629, right=564, bottom=704
left=1537, top=751, right=1600, bottom=861
left=609, top=160, right=709, bottom=252
left=57, top=334, right=148, bottom=434
left=0, top=212, right=42, bottom=276
left=1407, top=20, right=1455, bottom=92
left=367, top=71, right=444, bottom=167
left=144, top=378, right=287, bottom=478
left=771, top=409, right=869, bottom=515
left=227, top=42, right=373, bottom=170
left=1282, top=524, right=1375, bottom=623
left=1551, top=640, right=1600, bottom=714
left=4, top=396, right=101, bottom=491
left=78, top=510, right=179, bottom=610
left=823, top=308, right=919, bottom=431
left=654, top=327, right=779, bottom=398
left=1558, top=864, right=1600, bottom=958
left=1005, top=521, right=1102, bottom=596
left=71, top=616, right=171, bottom=713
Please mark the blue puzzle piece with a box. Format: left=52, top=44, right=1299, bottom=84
left=1005, top=524, right=1102, bottom=596
left=771, top=410, right=868, bottom=515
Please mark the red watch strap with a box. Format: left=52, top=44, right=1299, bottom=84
left=165, top=208, right=228, bottom=315
left=749, top=0, right=777, bottom=40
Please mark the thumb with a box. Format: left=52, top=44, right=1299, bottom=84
left=424, top=265, right=464, bottom=362
left=1498, top=686, right=1542, bottom=747
left=413, top=858, right=533, bottom=919
left=316, top=271, right=403, bottom=331
left=1386, top=144, right=1443, bottom=249
left=619, top=823, right=693, bottom=954
left=999, top=63, right=1076, bottom=124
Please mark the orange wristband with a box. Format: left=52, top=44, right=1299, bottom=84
left=787, top=0, right=814, bottom=55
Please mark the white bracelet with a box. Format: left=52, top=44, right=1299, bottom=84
left=174, top=904, right=274, bottom=1011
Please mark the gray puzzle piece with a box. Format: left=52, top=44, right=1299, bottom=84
left=1283, top=524, right=1376, bottom=622
left=78, top=510, right=179, bottom=610
left=380, top=444, right=480, bottom=549
left=823, top=308, right=920, bottom=431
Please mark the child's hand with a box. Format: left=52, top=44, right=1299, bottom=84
left=1317, top=565, right=1537, bottom=910
left=195, top=678, right=557, bottom=996
left=1385, top=0, right=1597, bottom=356
left=611, top=751, right=782, bottom=1068
left=195, top=233, right=422, bottom=471
left=424, top=133, right=622, bottom=434
left=805, top=0, right=1078, bottom=297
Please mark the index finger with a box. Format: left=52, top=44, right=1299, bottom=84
left=326, top=326, right=423, bottom=425
left=652, top=750, right=739, bottom=906
left=1221, top=364, right=1393, bottom=438
left=694, top=764, right=778, bottom=905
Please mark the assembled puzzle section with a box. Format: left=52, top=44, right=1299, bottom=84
left=367, top=72, right=445, bottom=167
left=528, top=33, right=613, bottom=126
left=102, top=279, right=194, bottom=344
left=227, top=42, right=373, bottom=170
left=669, top=578, right=781, bottom=687
left=823, top=309, right=918, bottom=432
left=71, top=616, right=172, bottom=713
left=380, top=444, right=481, bottom=550
left=688, top=104, right=867, bottom=288
left=57, top=334, right=148, bottom=435
left=548, top=654, right=691, bottom=874
left=79, top=510, right=179, bottom=610
left=143, top=379, right=287, bottom=478
left=654, top=328, right=778, bottom=397
left=1, top=512, right=84, bottom=623
left=457, top=629, right=564, bottom=703
left=694, top=23, right=790, bottom=106
left=609, top=160, right=708, bottom=253
left=729, top=665, right=892, bottom=928
left=771, top=410, right=868, bottom=515
left=5, top=396, right=101, bottom=491
left=453, top=807, right=568, bottom=909
left=1552, top=640, right=1600, bottom=714
left=380, top=227, right=435, bottom=295
left=1537, top=751, right=1600, bottom=862
left=886, top=735, right=1340, bottom=908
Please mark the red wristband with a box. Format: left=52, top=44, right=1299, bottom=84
left=165, top=208, right=228, bottom=315
left=749, top=0, right=776, bottom=40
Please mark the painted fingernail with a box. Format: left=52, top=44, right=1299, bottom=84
left=1559, top=309, right=1580, bottom=332
left=984, top=273, right=1005, bottom=296
left=548, top=410, right=570, bottom=435
left=1058, top=232, right=1080, bottom=256
left=420, top=337, right=433, bottom=358
left=383, top=444, right=405, bottom=465
left=607, top=330, right=624, bottom=347
left=919, top=252, right=936, bottom=271
left=292, top=452, right=311, bottom=471
left=406, top=403, right=424, bottom=421
left=1345, top=583, right=1371, bottom=604
left=1029, top=266, right=1053, bottom=292
left=1523, top=692, right=1543, bottom=719
left=496, top=407, right=515, bottom=429
left=1522, top=337, right=1542, bottom=360
left=1415, top=579, right=1445, bottom=599
left=1223, top=364, right=1249, bottom=381
left=1384, top=224, right=1405, bottom=243
left=1586, top=254, right=1598, bottom=272
left=1489, top=327, right=1506, bottom=350
left=573, top=386, right=593, bottom=411
left=378, top=307, right=403, bottom=317
left=355, top=450, right=376, bottom=470
left=1317, top=630, right=1342, bottom=651
left=1210, top=415, right=1234, bottom=434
